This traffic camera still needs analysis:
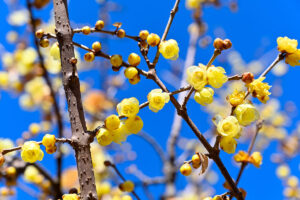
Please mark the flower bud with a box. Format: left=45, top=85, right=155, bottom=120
left=35, top=29, right=44, bottom=39
left=82, top=26, right=91, bottom=35
left=117, top=29, right=126, bottom=38
left=139, top=30, right=149, bottom=40
left=95, top=20, right=105, bottom=30
left=242, top=72, right=254, bottom=84
left=180, top=163, right=192, bottom=176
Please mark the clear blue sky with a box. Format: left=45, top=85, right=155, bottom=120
left=0, top=0, right=300, bottom=199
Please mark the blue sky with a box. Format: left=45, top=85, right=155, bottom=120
left=1, top=0, right=300, bottom=199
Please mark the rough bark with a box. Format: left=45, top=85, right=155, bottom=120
left=53, top=0, right=97, bottom=199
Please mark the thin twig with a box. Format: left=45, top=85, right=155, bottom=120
left=72, top=41, right=149, bottom=77
left=105, top=161, right=141, bottom=200
left=26, top=2, right=64, bottom=197
left=152, top=0, right=181, bottom=66
left=73, top=28, right=140, bottom=41
left=1, top=138, right=70, bottom=155
left=235, top=121, right=263, bottom=186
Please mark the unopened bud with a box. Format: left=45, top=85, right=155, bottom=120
left=242, top=72, right=254, bottom=84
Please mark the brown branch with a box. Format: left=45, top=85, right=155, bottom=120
left=91, top=85, right=191, bottom=136
left=105, top=161, right=141, bottom=200
left=1, top=138, right=70, bottom=155
left=152, top=0, right=181, bottom=66
left=26, top=1, right=64, bottom=198
left=52, top=0, right=97, bottom=199
left=72, top=41, right=149, bottom=77
left=73, top=27, right=140, bottom=42
left=240, top=53, right=285, bottom=109
left=164, top=29, right=200, bottom=198
left=259, top=53, right=285, bottom=78
left=228, top=74, right=242, bottom=81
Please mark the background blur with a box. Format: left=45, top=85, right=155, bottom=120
left=1, top=0, right=300, bottom=199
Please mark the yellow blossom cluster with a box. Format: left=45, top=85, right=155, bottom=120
left=233, top=151, right=263, bottom=167
left=186, top=63, right=227, bottom=106
left=247, top=77, right=271, bottom=104
left=217, top=102, right=259, bottom=154
left=97, top=97, right=143, bottom=145
left=277, top=36, right=300, bottom=66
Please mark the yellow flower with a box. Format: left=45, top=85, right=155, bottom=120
left=186, top=64, right=207, bottom=90
left=220, top=136, right=237, bottom=154
left=21, top=141, right=44, bottom=163
left=96, top=182, right=111, bottom=196
left=276, top=165, right=290, bottom=178
left=194, top=87, right=214, bottom=106
left=247, top=77, right=271, bottom=103
left=217, top=116, right=242, bottom=138
left=147, top=89, right=170, bottom=112
left=111, top=123, right=129, bottom=144
left=285, top=49, right=300, bottom=66
left=124, top=116, right=143, bottom=134
left=277, top=36, right=298, bottom=54
left=24, top=166, right=40, bottom=183
left=62, top=194, right=79, bottom=200
left=96, top=128, right=113, bottom=146
left=119, top=181, right=135, bottom=192
left=249, top=151, right=262, bottom=168
left=0, top=138, right=15, bottom=156
left=227, top=90, right=246, bottom=107
left=42, top=134, right=56, bottom=148
left=233, top=151, right=250, bottom=163
left=234, top=103, right=259, bottom=126
left=105, top=114, right=120, bottom=131
left=0, top=72, right=9, bottom=89
left=117, top=97, right=139, bottom=117
left=159, top=39, right=179, bottom=60
left=50, top=42, right=60, bottom=60
left=207, top=66, right=228, bottom=88
left=186, top=0, right=203, bottom=9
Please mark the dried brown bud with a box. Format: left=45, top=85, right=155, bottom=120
left=112, top=66, right=121, bottom=72
left=104, top=160, right=112, bottom=167
left=213, top=38, right=224, bottom=50
left=242, top=72, right=254, bottom=84
left=116, top=29, right=126, bottom=38
left=113, top=22, right=122, bottom=28
left=69, top=57, right=78, bottom=65
left=223, top=39, right=232, bottom=49
left=69, top=188, right=78, bottom=194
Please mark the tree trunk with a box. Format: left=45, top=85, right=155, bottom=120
left=53, top=0, right=98, bottom=199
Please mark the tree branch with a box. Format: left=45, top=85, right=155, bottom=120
left=26, top=1, right=64, bottom=198
left=152, top=0, right=181, bottom=66
left=52, top=0, right=97, bottom=199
